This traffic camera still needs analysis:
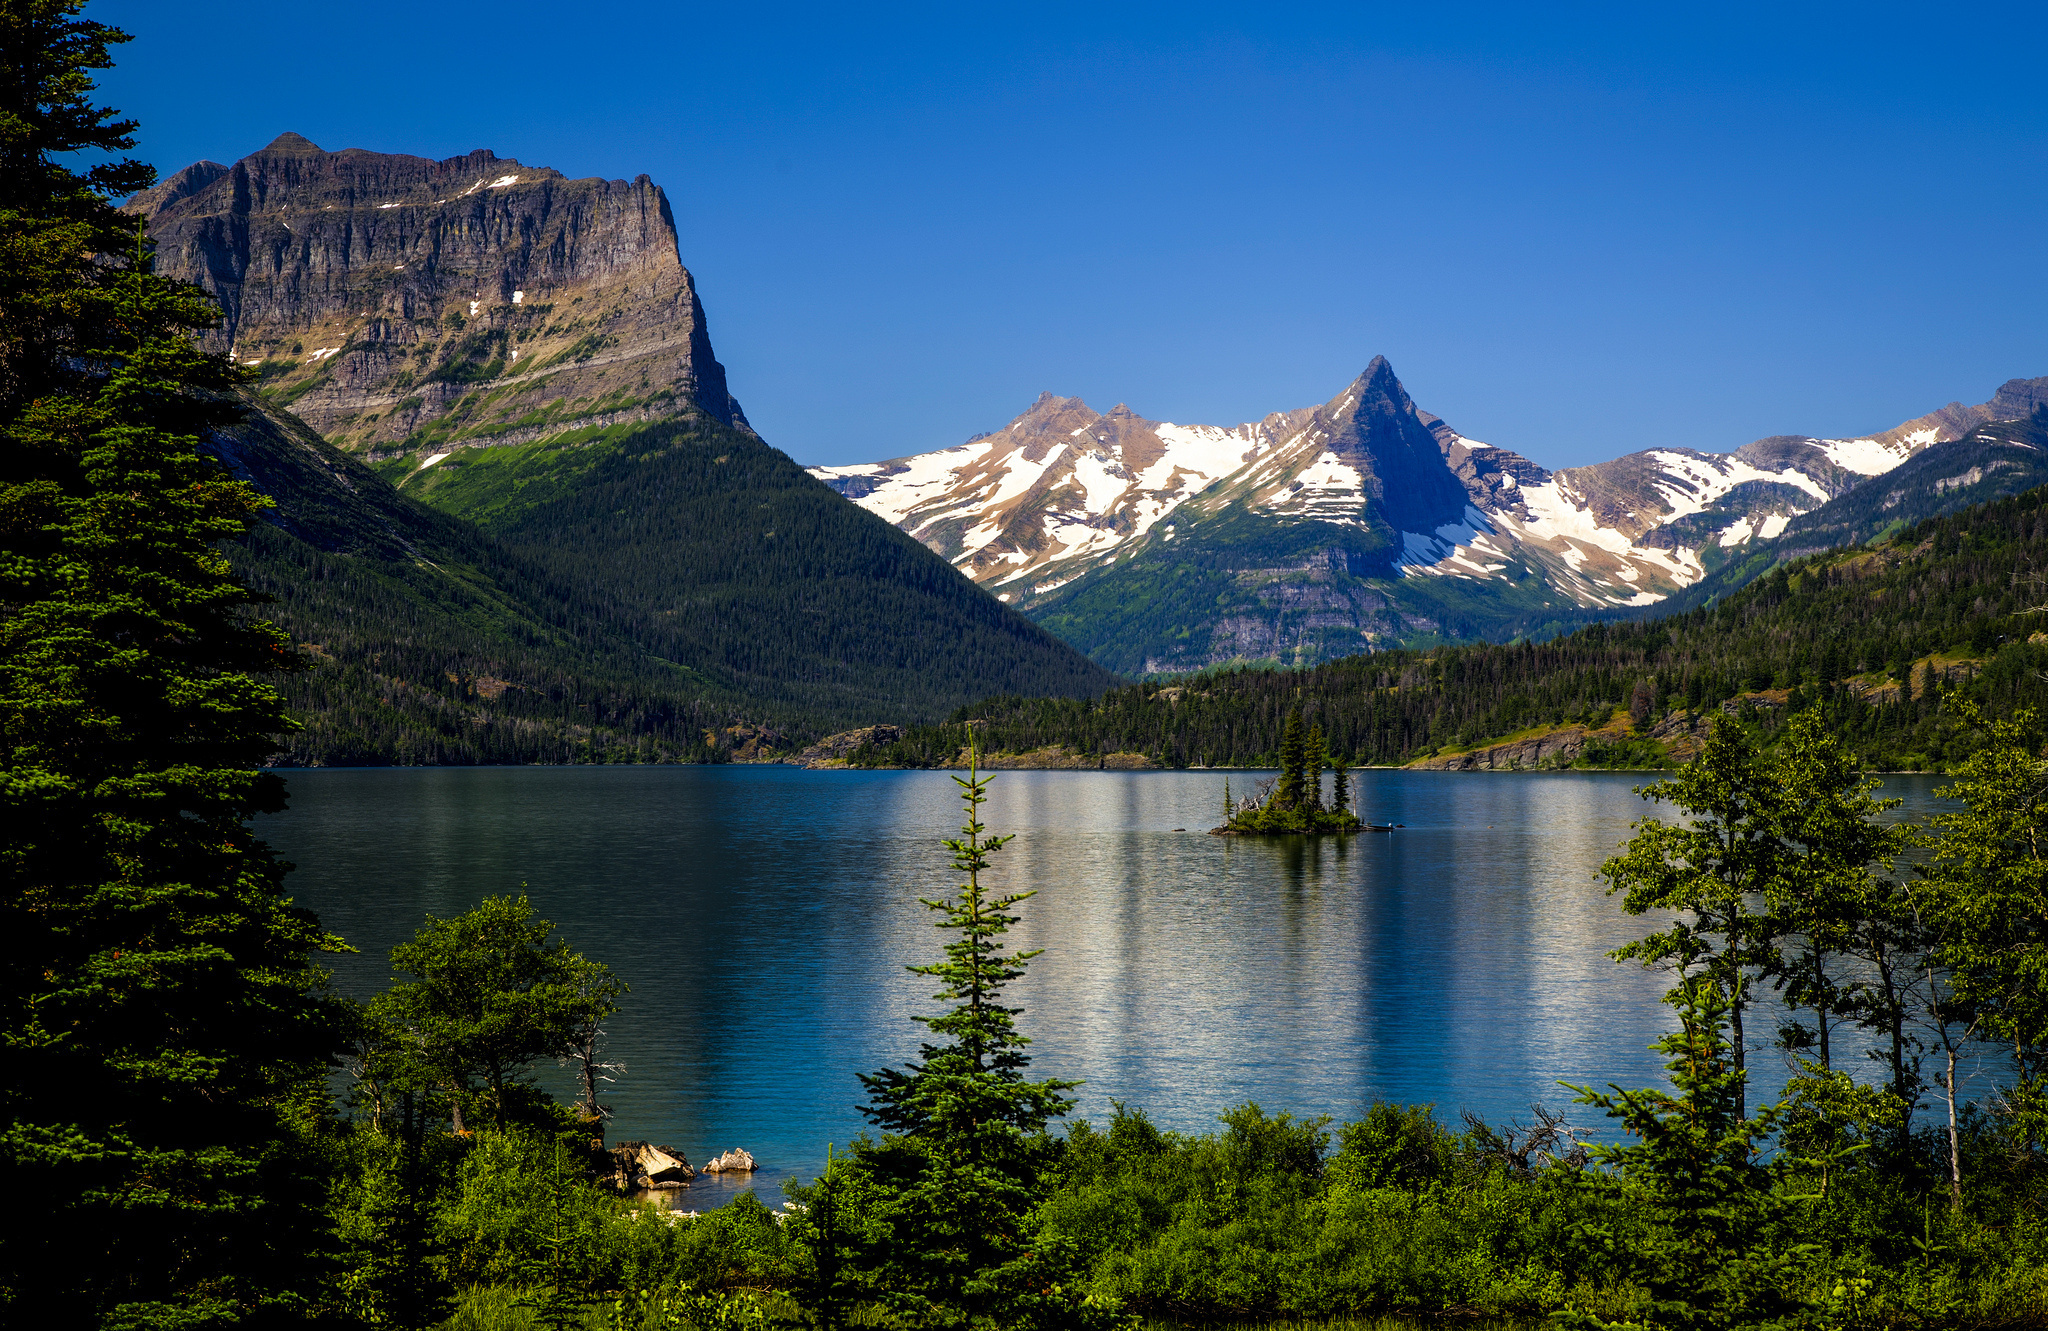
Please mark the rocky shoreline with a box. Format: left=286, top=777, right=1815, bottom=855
left=601, top=1141, right=756, bottom=1192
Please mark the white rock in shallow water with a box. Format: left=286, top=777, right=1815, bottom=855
left=699, top=1147, right=757, bottom=1174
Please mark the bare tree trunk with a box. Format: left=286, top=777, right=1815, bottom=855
left=1944, top=1039, right=1962, bottom=1212
left=1730, top=969, right=1748, bottom=1121
left=1817, top=975, right=1832, bottom=1071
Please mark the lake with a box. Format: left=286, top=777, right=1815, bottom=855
left=259, top=764, right=1951, bottom=1204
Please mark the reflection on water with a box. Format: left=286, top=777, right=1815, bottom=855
left=260, top=765, right=1953, bottom=1203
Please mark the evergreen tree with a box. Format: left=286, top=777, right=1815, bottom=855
left=1304, top=722, right=1328, bottom=814
left=1560, top=978, right=1816, bottom=1330
left=1274, top=708, right=1307, bottom=811
left=0, top=4, right=345, bottom=1322
left=1600, top=715, right=1784, bottom=1119
left=1331, top=756, right=1351, bottom=820
left=850, top=740, right=1106, bottom=1330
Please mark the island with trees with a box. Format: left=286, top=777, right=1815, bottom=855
left=1212, top=707, right=1364, bottom=834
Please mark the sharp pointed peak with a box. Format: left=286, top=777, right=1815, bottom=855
left=259, top=132, right=324, bottom=154
left=1356, top=355, right=1401, bottom=390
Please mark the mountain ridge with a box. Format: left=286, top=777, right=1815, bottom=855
left=120, top=137, right=1122, bottom=754
left=815, top=362, right=2048, bottom=671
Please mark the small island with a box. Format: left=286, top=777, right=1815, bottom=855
left=1212, top=708, right=1363, bottom=835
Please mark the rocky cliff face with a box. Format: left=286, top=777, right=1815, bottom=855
left=128, top=133, right=748, bottom=457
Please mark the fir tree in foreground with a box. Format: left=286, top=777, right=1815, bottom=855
left=1560, top=978, right=1818, bottom=1330
left=0, top=3, right=343, bottom=1322
left=836, top=738, right=1120, bottom=1330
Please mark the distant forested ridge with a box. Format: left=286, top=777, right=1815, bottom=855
left=212, top=396, right=1117, bottom=765
left=853, top=475, right=2048, bottom=772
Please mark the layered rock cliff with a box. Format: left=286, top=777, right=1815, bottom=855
left=128, top=133, right=748, bottom=457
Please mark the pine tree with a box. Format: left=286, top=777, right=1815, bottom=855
left=1560, top=978, right=1817, bottom=1329
left=850, top=737, right=1106, bottom=1329
left=1, top=4, right=344, bottom=1322
left=1331, top=756, right=1351, bottom=820
left=1274, top=708, right=1307, bottom=811
left=1304, top=723, right=1328, bottom=814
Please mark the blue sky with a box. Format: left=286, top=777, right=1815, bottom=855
left=96, top=1, right=2046, bottom=469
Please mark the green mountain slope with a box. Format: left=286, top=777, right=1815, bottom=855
left=211, top=389, right=747, bottom=764
left=385, top=410, right=1118, bottom=725
left=218, top=394, right=1115, bottom=762
left=853, top=477, right=2048, bottom=773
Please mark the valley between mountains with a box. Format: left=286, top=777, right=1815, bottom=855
left=130, top=133, right=2048, bottom=767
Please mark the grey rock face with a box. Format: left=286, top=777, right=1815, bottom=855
left=127, top=132, right=749, bottom=457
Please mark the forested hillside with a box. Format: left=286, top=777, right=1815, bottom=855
left=853, top=477, right=2048, bottom=771
left=215, top=390, right=744, bottom=764
left=220, top=391, right=1116, bottom=764
left=393, top=411, right=1119, bottom=725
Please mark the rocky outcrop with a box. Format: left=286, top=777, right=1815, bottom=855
left=707, top=723, right=786, bottom=761
left=698, top=1148, right=756, bottom=1174
left=1410, top=725, right=1599, bottom=772
left=126, top=133, right=749, bottom=460
left=606, top=1141, right=694, bottom=1190
left=788, top=725, right=905, bottom=768
left=952, top=746, right=1158, bottom=770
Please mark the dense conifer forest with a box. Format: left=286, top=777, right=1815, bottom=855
left=854, top=478, right=2048, bottom=772
left=212, top=359, right=1118, bottom=765
left=214, top=396, right=748, bottom=764
left=388, top=412, right=1118, bottom=733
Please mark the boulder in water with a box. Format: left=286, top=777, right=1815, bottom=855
left=608, top=1140, right=694, bottom=1189
left=699, top=1148, right=757, bottom=1174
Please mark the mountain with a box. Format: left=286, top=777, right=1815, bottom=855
left=133, top=137, right=1119, bottom=753
left=1656, top=407, right=2048, bottom=616
left=814, top=360, right=2048, bottom=672
left=130, top=132, right=748, bottom=456
left=846, top=477, right=2048, bottom=775
left=206, top=385, right=743, bottom=764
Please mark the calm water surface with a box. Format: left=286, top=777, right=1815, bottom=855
left=259, top=766, right=1950, bottom=1203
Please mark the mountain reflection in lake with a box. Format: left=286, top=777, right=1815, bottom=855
left=260, top=765, right=1951, bottom=1204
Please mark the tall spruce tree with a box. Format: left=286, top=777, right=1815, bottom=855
left=1304, top=722, right=1328, bottom=814
left=850, top=740, right=1107, bottom=1330
left=0, top=4, right=342, bottom=1322
left=1274, top=708, right=1307, bottom=811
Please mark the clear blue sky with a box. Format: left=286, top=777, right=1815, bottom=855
left=95, top=1, right=2047, bottom=469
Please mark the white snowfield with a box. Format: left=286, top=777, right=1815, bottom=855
left=810, top=383, right=1968, bottom=612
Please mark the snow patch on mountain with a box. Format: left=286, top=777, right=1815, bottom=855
left=1645, top=450, right=1830, bottom=513
left=1817, top=433, right=1920, bottom=475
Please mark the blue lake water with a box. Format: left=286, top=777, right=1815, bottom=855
left=258, top=765, right=1951, bottom=1205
